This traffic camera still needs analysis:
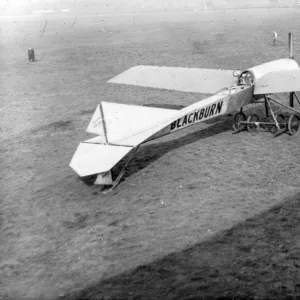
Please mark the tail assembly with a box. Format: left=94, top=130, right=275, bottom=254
left=85, top=102, right=178, bottom=146
left=69, top=102, right=178, bottom=187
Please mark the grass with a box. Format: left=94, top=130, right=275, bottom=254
left=1, top=9, right=300, bottom=300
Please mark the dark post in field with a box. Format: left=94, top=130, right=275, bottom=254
left=289, top=32, right=294, bottom=107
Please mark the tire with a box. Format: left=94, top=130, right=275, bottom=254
left=288, top=114, right=300, bottom=136
left=247, top=114, right=260, bottom=132
left=277, top=114, right=286, bottom=128
left=232, top=112, right=247, bottom=131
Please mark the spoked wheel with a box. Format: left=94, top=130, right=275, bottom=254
left=247, top=114, right=260, bottom=132
left=271, top=113, right=287, bottom=137
left=288, top=114, right=300, bottom=136
left=232, top=112, right=247, bottom=133
left=277, top=114, right=286, bottom=129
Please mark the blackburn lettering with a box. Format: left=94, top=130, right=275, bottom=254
left=170, top=101, right=224, bottom=131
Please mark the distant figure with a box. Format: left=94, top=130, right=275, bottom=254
left=28, top=48, right=35, bottom=62
left=273, top=31, right=278, bottom=46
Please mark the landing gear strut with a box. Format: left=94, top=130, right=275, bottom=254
left=232, top=93, right=300, bottom=137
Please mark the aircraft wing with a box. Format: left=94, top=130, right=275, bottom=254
left=108, top=65, right=237, bottom=94
left=254, top=69, right=300, bottom=94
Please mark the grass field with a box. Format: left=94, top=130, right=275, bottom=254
left=1, top=9, right=300, bottom=300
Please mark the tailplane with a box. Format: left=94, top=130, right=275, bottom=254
left=85, top=101, right=178, bottom=146
left=69, top=139, right=134, bottom=177
left=70, top=102, right=178, bottom=187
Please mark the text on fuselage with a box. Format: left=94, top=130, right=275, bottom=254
left=170, top=101, right=223, bottom=131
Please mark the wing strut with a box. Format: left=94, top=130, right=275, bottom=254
left=290, top=92, right=300, bottom=108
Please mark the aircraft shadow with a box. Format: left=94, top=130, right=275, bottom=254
left=112, top=116, right=233, bottom=184
left=62, top=192, right=300, bottom=299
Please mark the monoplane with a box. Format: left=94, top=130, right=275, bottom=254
left=70, top=33, right=300, bottom=190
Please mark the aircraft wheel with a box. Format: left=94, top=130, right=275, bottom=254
left=277, top=114, right=286, bottom=128
left=232, top=112, right=247, bottom=132
left=247, top=114, right=260, bottom=132
left=270, top=114, right=285, bottom=134
left=288, top=114, right=300, bottom=136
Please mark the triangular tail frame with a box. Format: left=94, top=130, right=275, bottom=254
left=100, top=145, right=140, bottom=193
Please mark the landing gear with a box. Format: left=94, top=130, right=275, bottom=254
left=233, top=93, right=300, bottom=137
left=247, top=114, right=260, bottom=132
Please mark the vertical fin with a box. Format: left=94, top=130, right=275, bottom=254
left=86, top=104, right=108, bottom=143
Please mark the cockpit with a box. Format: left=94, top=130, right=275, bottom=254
left=237, top=71, right=255, bottom=86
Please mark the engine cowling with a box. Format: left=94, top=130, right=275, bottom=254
left=238, top=58, right=299, bottom=86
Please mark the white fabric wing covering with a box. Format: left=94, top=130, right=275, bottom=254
left=254, top=69, right=300, bottom=94
left=86, top=102, right=179, bottom=146
left=108, top=65, right=236, bottom=94
left=101, top=102, right=178, bottom=146
left=69, top=143, right=133, bottom=177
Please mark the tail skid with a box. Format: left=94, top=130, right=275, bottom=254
left=99, top=145, right=140, bottom=193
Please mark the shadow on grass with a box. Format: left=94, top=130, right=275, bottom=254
left=112, top=116, right=233, bottom=184
left=62, top=192, right=300, bottom=299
